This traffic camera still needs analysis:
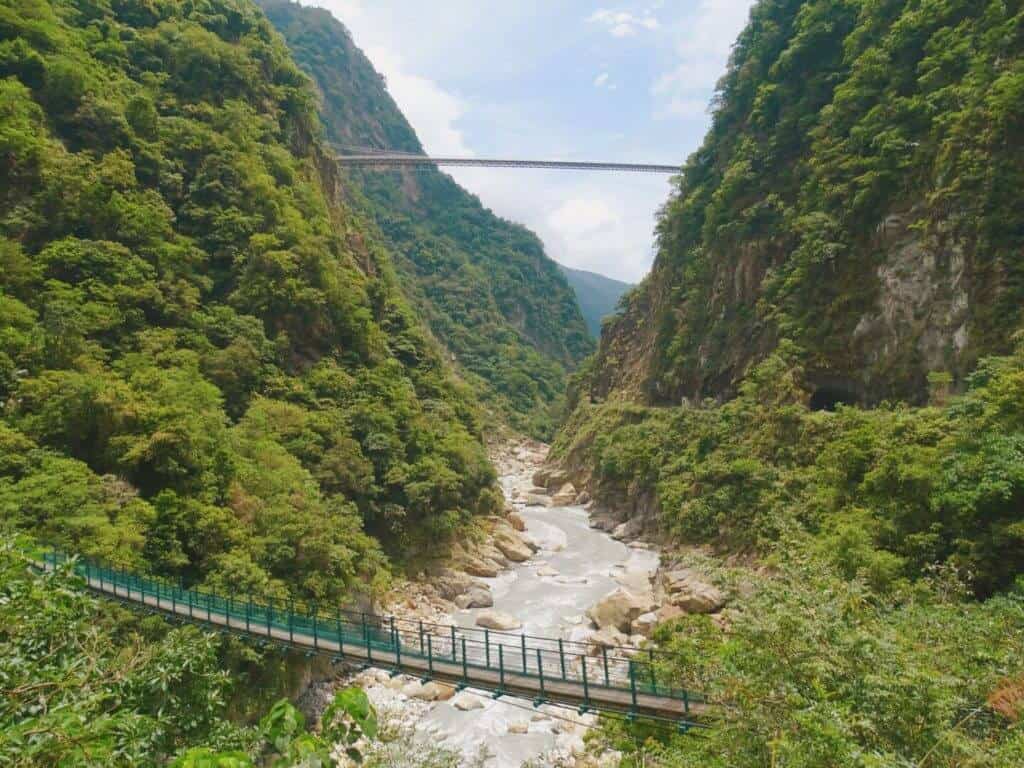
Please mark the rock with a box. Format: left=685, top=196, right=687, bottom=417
left=402, top=680, right=425, bottom=698
left=508, top=511, right=526, bottom=531
left=525, top=493, right=552, bottom=507
left=433, top=569, right=475, bottom=601
left=574, top=490, right=592, bottom=505
left=631, top=611, right=658, bottom=637
left=610, top=522, right=629, bottom=541
left=385, top=675, right=407, bottom=690
left=655, top=604, right=685, bottom=623
left=475, top=610, right=522, bottom=631
left=451, top=691, right=485, bottom=711
left=454, top=585, right=494, bottom=609
left=416, top=681, right=455, bottom=701
left=536, top=565, right=559, bottom=577
left=532, top=468, right=570, bottom=489
left=586, top=587, right=657, bottom=632
left=461, top=556, right=500, bottom=578
left=550, top=482, right=577, bottom=506
left=507, top=721, right=529, bottom=734
left=662, top=569, right=726, bottom=613
left=493, top=529, right=534, bottom=562
left=587, top=626, right=628, bottom=654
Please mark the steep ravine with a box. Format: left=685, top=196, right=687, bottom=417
left=333, top=440, right=674, bottom=767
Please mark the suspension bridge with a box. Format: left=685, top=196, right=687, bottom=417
left=38, top=552, right=705, bottom=729
left=334, top=146, right=680, bottom=174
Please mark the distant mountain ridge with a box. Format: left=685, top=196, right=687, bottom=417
left=258, top=0, right=593, bottom=438
left=557, top=264, right=633, bottom=338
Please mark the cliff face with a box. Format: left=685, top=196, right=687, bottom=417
left=258, top=0, right=593, bottom=438
left=587, top=0, right=1023, bottom=408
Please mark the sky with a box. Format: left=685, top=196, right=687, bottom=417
left=304, top=1, right=756, bottom=283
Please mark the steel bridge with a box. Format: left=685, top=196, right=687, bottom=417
left=334, top=147, right=679, bottom=174
left=39, top=552, right=705, bottom=728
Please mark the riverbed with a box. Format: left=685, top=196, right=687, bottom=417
left=355, top=449, right=659, bottom=767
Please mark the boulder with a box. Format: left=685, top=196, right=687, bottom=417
left=662, top=569, right=726, bottom=613
left=586, top=587, right=657, bottom=633
left=525, top=493, right=553, bottom=508
left=493, top=530, right=533, bottom=562
left=433, top=570, right=475, bottom=601
left=416, top=682, right=455, bottom=701
left=610, top=522, right=629, bottom=541
left=587, top=626, right=628, bottom=655
left=550, top=482, right=577, bottom=506
left=475, top=610, right=522, bottom=631
left=401, top=680, right=425, bottom=698
left=536, top=565, right=559, bottom=578
left=655, top=604, right=685, bottom=623
left=451, top=692, right=485, bottom=711
left=461, top=556, right=500, bottom=578
left=508, top=511, right=526, bottom=532
left=454, top=585, right=494, bottom=609
left=631, top=611, right=658, bottom=637
left=574, top=490, right=592, bottom=505
left=507, top=721, right=529, bottom=734
left=532, top=468, right=570, bottom=489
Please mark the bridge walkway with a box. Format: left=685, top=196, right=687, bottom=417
left=39, top=552, right=706, bottom=726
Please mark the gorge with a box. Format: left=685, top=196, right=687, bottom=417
left=2, top=1, right=1023, bottom=767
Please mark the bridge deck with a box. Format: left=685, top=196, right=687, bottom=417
left=39, top=553, right=705, bottom=724
left=336, top=154, right=680, bottom=174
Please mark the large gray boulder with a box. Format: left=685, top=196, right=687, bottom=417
left=550, top=483, right=578, bottom=506
left=475, top=610, right=522, bottom=631
left=493, top=529, right=534, bottom=562
left=661, top=569, right=726, bottom=613
left=454, top=585, right=494, bottom=609
left=586, top=587, right=657, bottom=633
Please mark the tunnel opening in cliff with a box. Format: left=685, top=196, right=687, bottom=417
left=809, top=385, right=858, bottom=412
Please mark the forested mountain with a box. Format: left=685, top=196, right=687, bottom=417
left=257, top=0, right=593, bottom=439
left=586, top=0, right=1024, bottom=408
left=0, top=0, right=508, bottom=758
left=557, top=264, right=633, bottom=338
left=552, top=1, right=1024, bottom=764
left=0, top=0, right=502, bottom=601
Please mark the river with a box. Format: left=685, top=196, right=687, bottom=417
left=354, top=450, right=659, bottom=767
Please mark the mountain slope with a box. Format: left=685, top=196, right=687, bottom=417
left=550, top=2, right=1024, bottom=764
left=257, top=0, right=593, bottom=439
left=557, top=264, right=633, bottom=338
left=0, top=0, right=499, bottom=605
left=585, top=0, right=1024, bottom=408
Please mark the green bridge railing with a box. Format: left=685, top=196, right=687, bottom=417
left=38, top=551, right=703, bottom=723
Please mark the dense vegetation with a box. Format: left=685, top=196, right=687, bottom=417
left=556, top=341, right=1024, bottom=765
left=257, top=0, right=594, bottom=439
left=0, top=0, right=502, bottom=607
left=557, top=264, right=633, bottom=339
left=555, top=0, right=1024, bottom=764
left=590, top=0, right=1024, bottom=406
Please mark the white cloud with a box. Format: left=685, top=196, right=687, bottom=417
left=593, top=72, right=610, bottom=88
left=549, top=197, right=618, bottom=239
left=652, top=0, right=755, bottom=121
left=361, top=45, right=473, bottom=156
left=588, top=8, right=660, bottom=37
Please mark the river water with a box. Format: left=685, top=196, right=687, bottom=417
left=372, top=467, right=659, bottom=767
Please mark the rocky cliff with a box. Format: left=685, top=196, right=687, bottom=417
left=584, top=0, right=1023, bottom=409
